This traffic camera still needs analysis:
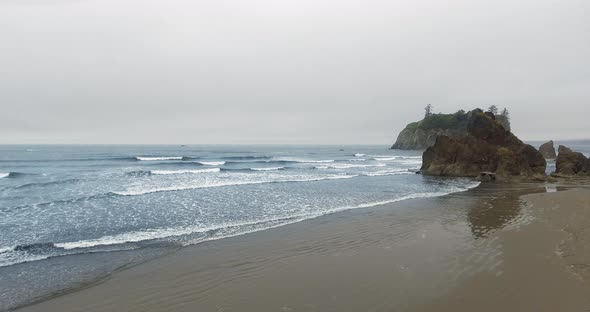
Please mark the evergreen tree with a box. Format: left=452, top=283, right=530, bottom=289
left=497, top=107, right=511, bottom=131
left=487, top=105, right=499, bottom=115
left=424, top=104, right=433, bottom=118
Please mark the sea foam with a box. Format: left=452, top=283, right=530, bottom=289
left=151, top=168, right=220, bottom=175
left=136, top=156, right=183, bottom=161
left=197, top=161, right=226, bottom=166
left=113, top=175, right=356, bottom=196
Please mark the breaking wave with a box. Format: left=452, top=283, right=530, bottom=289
left=196, top=161, right=226, bottom=166
left=151, top=168, right=221, bottom=175
left=135, top=156, right=185, bottom=161
left=0, top=180, right=480, bottom=268
left=113, top=175, right=356, bottom=196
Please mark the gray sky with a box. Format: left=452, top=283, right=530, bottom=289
left=1, top=0, right=589, bottom=144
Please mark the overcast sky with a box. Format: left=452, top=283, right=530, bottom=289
left=1, top=0, right=588, bottom=144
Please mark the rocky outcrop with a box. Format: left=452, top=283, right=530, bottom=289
left=421, top=109, right=546, bottom=180
left=554, top=145, right=590, bottom=176
left=538, top=140, right=557, bottom=159
left=391, top=128, right=462, bottom=150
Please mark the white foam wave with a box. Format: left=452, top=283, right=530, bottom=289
left=136, top=156, right=183, bottom=161
left=151, top=168, right=220, bottom=175
left=374, top=157, right=397, bottom=161
left=54, top=218, right=289, bottom=250
left=364, top=170, right=414, bottom=177
left=354, top=153, right=366, bottom=157
left=278, top=159, right=335, bottom=163
left=56, top=181, right=481, bottom=251
left=315, top=164, right=387, bottom=169
left=250, top=167, right=284, bottom=171
left=0, top=246, right=13, bottom=253
left=113, top=175, right=356, bottom=196
left=197, top=161, right=226, bottom=166
left=0, top=172, right=9, bottom=178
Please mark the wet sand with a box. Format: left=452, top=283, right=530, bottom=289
left=17, top=183, right=590, bottom=312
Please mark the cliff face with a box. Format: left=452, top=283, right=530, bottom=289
left=391, top=128, right=461, bottom=150
left=421, top=109, right=546, bottom=180
left=555, top=145, right=590, bottom=176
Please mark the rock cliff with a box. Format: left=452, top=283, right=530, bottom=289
left=391, top=128, right=462, bottom=150
left=391, top=111, right=470, bottom=150
left=538, top=140, right=557, bottom=159
left=554, top=145, right=590, bottom=176
left=420, top=109, right=546, bottom=180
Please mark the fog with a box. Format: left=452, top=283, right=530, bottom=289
left=1, top=0, right=588, bottom=144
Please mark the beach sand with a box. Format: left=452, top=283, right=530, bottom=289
left=17, top=182, right=590, bottom=312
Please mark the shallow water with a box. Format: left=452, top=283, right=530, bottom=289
left=0, top=144, right=483, bottom=310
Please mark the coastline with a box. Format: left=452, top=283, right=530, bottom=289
left=14, top=181, right=590, bottom=312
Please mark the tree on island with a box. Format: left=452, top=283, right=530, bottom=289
left=424, top=104, right=433, bottom=117
left=500, top=108, right=510, bottom=119
left=496, top=107, right=511, bottom=131
left=487, top=105, right=499, bottom=115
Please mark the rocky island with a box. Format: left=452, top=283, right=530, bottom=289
left=391, top=105, right=510, bottom=150
left=418, top=109, right=546, bottom=181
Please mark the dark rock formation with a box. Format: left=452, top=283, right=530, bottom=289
left=421, top=109, right=546, bottom=180
left=554, top=145, right=590, bottom=176
left=538, top=140, right=557, bottom=159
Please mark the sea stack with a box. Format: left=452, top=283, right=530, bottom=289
left=538, top=140, right=557, bottom=159
left=420, top=109, right=546, bottom=181
left=554, top=145, right=590, bottom=176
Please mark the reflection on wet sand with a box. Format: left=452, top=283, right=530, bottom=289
left=464, top=184, right=545, bottom=239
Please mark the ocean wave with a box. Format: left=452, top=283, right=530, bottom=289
left=250, top=167, right=284, bottom=171
left=219, top=167, right=286, bottom=173
left=113, top=175, right=356, bottom=196
left=0, top=246, right=13, bottom=254
left=135, top=156, right=185, bottom=161
left=315, top=164, right=387, bottom=169
left=363, top=169, right=415, bottom=177
left=0, top=172, right=32, bottom=179
left=221, top=156, right=272, bottom=160
left=353, top=153, right=366, bottom=157
left=275, top=159, right=335, bottom=164
left=4, top=193, right=113, bottom=213
left=373, top=156, right=422, bottom=161
left=373, top=157, right=397, bottom=161
left=197, top=161, right=226, bottom=166
left=12, top=178, right=81, bottom=189
left=151, top=168, right=221, bottom=175
left=59, top=183, right=483, bottom=250
left=126, top=170, right=153, bottom=177
left=0, top=180, right=481, bottom=268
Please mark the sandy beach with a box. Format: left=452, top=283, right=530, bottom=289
left=15, top=182, right=590, bottom=312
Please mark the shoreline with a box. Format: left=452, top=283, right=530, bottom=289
left=13, top=181, right=590, bottom=311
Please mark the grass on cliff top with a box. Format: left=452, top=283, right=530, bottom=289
left=405, top=111, right=467, bottom=131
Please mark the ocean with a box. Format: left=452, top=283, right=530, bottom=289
left=1, top=142, right=585, bottom=309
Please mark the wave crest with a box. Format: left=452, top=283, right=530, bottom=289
left=152, top=168, right=220, bottom=175
left=135, top=156, right=184, bottom=161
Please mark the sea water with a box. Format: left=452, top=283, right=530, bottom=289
left=0, top=144, right=484, bottom=308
